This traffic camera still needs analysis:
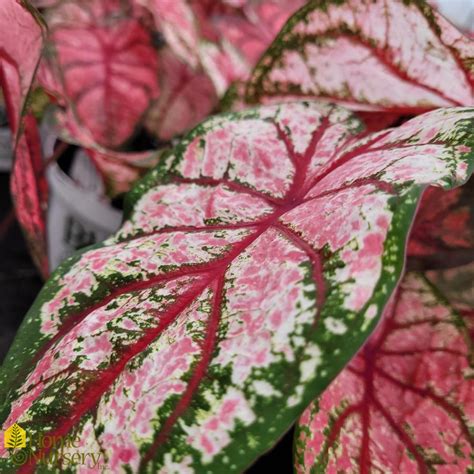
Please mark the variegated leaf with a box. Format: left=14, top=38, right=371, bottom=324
left=1, top=103, right=474, bottom=472
left=294, top=273, right=474, bottom=473
left=244, top=0, right=474, bottom=113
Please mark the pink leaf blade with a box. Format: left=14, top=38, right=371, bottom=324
left=1, top=102, right=474, bottom=472
left=244, top=0, right=474, bottom=113
left=10, top=114, right=49, bottom=277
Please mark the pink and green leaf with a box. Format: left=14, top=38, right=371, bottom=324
left=294, top=272, right=474, bottom=473
left=243, top=0, right=474, bottom=113
left=0, top=103, right=473, bottom=472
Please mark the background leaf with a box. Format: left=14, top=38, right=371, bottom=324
left=408, top=178, right=474, bottom=270
left=42, top=0, right=160, bottom=149
left=295, top=273, right=473, bottom=473
left=243, top=0, right=474, bottom=113
left=0, top=0, right=48, bottom=276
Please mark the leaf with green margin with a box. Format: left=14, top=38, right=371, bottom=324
left=294, top=272, right=473, bottom=473
left=0, top=102, right=474, bottom=473
left=242, top=0, right=474, bottom=113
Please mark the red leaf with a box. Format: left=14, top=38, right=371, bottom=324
left=43, top=0, right=160, bottom=148
left=295, top=273, right=474, bottom=473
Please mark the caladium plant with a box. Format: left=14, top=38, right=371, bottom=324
left=5, top=0, right=474, bottom=276
left=1, top=0, right=474, bottom=472
left=0, top=102, right=473, bottom=472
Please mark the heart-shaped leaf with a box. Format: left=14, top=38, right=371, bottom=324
left=43, top=0, right=160, bottom=148
left=295, top=272, right=473, bottom=473
left=244, top=0, right=474, bottom=113
left=1, top=102, right=473, bottom=472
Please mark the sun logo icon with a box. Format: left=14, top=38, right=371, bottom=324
left=3, top=423, right=26, bottom=449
